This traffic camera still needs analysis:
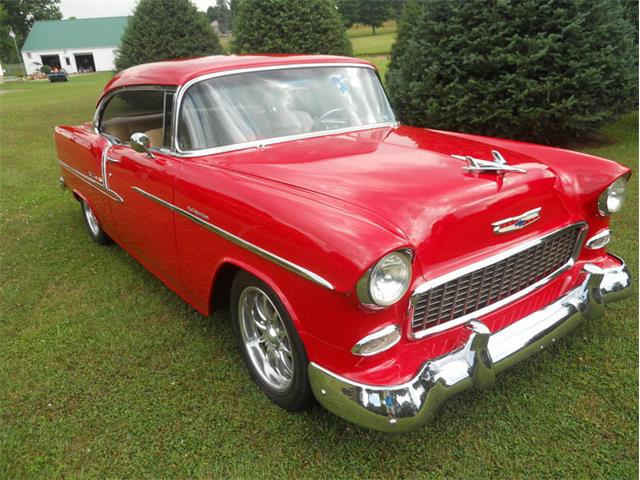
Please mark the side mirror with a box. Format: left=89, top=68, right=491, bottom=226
left=129, top=132, right=154, bottom=158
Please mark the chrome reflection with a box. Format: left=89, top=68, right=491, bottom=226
left=310, top=256, right=632, bottom=432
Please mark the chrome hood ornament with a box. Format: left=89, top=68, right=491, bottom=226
left=452, top=150, right=527, bottom=174
left=491, top=207, right=541, bottom=234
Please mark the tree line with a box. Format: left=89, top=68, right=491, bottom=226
left=1, top=0, right=636, bottom=145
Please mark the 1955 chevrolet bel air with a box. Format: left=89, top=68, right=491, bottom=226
left=55, top=55, right=632, bottom=432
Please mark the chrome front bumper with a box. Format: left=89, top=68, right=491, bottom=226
left=309, top=256, right=632, bottom=432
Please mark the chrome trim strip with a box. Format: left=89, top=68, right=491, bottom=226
left=410, top=223, right=588, bottom=339
left=585, top=229, right=612, bottom=250
left=172, top=122, right=398, bottom=158
left=59, top=159, right=123, bottom=203
left=131, top=187, right=334, bottom=290
left=93, top=85, right=178, bottom=132
left=309, top=256, right=632, bottom=432
left=351, top=324, right=401, bottom=356
left=172, top=63, right=394, bottom=158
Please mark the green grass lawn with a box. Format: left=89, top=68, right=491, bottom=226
left=347, top=21, right=398, bottom=38
left=0, top=73, right=637, bottom=479
left=351, top=32, right=396, bottom=56
left=349, top=21, right=395, bottom=77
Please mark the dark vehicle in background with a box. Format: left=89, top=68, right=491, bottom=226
left=48, top=70, right=68, bottom=82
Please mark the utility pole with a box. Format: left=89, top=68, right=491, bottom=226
left=8, top=27, right=27, bottom=76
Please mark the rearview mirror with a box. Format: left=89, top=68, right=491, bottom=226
left=130, top=132, right=154, bottom=158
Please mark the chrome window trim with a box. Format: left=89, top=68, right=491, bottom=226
left=172, top=63, right=396, bottom=157
left=59, top=159, right=123, bottom=203
left=409, top=222, right=588, bottom=339
left=93, top=84, right=178, bottom=134
left=171, top=122, right=398, bottom=158
left=131, top=186, right=334, bottom=290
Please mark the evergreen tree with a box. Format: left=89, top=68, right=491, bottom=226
left=388, top=0, right=636, bottom=144
left=115, top=0, right=222, bottom=71
left=232, top=0, right=352, bottom=55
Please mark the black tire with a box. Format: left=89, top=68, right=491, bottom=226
left=230, top=271, right=313, bottom=411
left=80, top=199, right=112, bottom=245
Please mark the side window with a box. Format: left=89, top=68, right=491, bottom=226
left=99, top=90, right=170, bottom=148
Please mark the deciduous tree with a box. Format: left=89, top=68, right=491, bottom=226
left=359, top=0, right=391, bottom=34
left=0, top=0, right=62, bottom=63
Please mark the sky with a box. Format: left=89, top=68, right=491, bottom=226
left=59, top=0, right=217, bottom=19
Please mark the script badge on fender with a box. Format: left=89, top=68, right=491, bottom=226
left=491, top=207, right=541, bottom=234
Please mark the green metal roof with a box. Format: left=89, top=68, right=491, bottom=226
left=22, top=16, right=129, bottom=51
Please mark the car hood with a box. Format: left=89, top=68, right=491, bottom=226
left=214, top=126, right=582, bottom=278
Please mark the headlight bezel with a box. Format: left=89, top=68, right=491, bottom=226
left=357, top=249, right=413, bottom=308
left=598, top=175, right=629, bottom=216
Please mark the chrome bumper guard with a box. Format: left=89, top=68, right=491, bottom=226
left=309, top=256, right=632, bottom=432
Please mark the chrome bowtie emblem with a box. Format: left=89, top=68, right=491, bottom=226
left=452, top=150, right=527, bottom=174
left=492, top=207, right=541, bottom=234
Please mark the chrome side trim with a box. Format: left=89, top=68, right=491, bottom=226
left=172, top=63, right=394, bottom=158
left=59, top=159, right=123, bottom=203
left=310, top=256, right=632, bottom=432
left=410, top=223, right=588, bottom=339
left=131, top=187, right=334, bottom=290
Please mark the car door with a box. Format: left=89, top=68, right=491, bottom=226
left=98, top=88, right=184, bottom=291
left=56, top=124, right=118, bottom=231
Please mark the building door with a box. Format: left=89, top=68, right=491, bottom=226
left=74, top=53, right=95, bottom=73
left=40, top=54, right=61, bottom=70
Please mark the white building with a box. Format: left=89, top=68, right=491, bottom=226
left=21, top=16, right=128, bottom=75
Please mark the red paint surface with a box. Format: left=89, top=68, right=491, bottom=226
left=56, top=55, right=631, bottom=387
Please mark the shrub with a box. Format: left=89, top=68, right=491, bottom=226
left=115, top=0, right=223, bottom=71
left=387, top=0, right=637, bottom=144
left=232, top=0, right=352, bottom=56
left=40, top=65, right=51, bottom=74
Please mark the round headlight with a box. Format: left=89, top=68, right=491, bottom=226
left=358, top=251, right=412, bottom=307
left=598, top=177, right=628, bottom=216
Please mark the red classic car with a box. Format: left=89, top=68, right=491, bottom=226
left=55, top=55, right=632, bottom=432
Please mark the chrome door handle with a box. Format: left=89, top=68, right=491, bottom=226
left=107, top=156, right=121, bottom=163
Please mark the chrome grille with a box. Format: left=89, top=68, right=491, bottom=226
left=411, top=225, right=584, bottom=336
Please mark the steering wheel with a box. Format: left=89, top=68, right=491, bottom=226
left=311, top=108, right=352, bottom=131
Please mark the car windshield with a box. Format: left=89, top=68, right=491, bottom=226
left=177, top=65, right=395, bottom=151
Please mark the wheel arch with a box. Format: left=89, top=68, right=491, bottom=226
left=208, top=258, right=304, bottom=333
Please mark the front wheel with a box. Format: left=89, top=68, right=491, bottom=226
left=230, top=271, right=313, bottom=411
left=81, top=199, right=111, bottom=245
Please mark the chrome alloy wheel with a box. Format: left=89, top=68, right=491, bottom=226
left=238, top=286, right=295, bottom=392
left=83, top=201, right=100, bottom=237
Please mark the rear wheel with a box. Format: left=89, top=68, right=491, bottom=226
left=81, top=199, right=111, bottom=245
left=230, top=271, right=313, bottom=411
